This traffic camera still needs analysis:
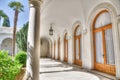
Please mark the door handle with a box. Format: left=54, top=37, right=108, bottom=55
left=102, top=54, right=104, bottom=57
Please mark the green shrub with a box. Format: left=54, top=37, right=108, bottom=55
left=0, top=50, right=22, bottom=80
left=15, top=51, right=27, bottom=67
left=16, top=22, right=28, bottom=52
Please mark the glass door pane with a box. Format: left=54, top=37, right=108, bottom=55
left=80, top=38, right=82, bottom=60
left=76, top=39, right=79, bottom=60
left=105, top=29, right=115, bottom=65
left=95, top=31, right=104, bottom=64
left=65, top=42, right=67, bottom=57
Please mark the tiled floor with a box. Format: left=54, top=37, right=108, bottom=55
left=40, top=58, right=117, bottom=80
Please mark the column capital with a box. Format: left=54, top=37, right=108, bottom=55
left=29, top=0, right=42, bottom=7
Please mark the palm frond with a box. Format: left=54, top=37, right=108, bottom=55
left=8, top=1, right=24, bottom=12
left=0, top=10, right=7, bottom=18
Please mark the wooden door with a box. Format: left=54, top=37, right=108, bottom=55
left=74, top=25, right=82, bottom=66
left=58, top=37, right=60, bottom=60
left=93, top=10, right=116, bottom=75
left=64, top=33, right=68, bottom=62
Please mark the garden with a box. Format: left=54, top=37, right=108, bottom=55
left=0, top=0, right=29, bottom=80
left=0, top=50, right=26, bottom=80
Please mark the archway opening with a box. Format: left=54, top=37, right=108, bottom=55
left=1, top=38, right=12, bottom=55
left=40, top=38, right=50, bottom=58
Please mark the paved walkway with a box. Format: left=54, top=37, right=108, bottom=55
left=40, top=58, right=116, bottom=80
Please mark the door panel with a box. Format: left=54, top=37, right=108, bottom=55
left=76, top=39, right=79, bottom=60
left=64, top=33, right=68, bottom=62
left=95, top=31, right=104, bottom=64
left=94, top=25, right=116, bottom=75
left=80, top=39, right=82, bottom=60
left=105, top=29, right=115, bottom=65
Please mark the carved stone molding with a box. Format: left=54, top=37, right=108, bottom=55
left=29, top=0, right=42, bottom=7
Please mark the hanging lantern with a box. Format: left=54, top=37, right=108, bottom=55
left=49, top=24, right=53, bottom=36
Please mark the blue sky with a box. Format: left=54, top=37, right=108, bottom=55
left=0, top=0, right=29, bottom=28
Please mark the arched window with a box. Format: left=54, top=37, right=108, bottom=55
left=58, top=37, right=60, bottom=60
left=64, top=33, right=68, bottom=62
left=93, top=10, right=115, bottom=75
left=74, top=25, right=82, bottom=66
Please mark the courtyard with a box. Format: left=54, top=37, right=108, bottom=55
left=1, top=0, right=120, bottom=80
left=40, top=58, right=116, bottom=80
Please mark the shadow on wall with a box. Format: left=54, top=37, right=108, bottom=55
left=40, top=38, right=49, bottom=58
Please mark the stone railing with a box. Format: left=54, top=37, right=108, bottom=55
left=0, top=27, right=20, bottom=34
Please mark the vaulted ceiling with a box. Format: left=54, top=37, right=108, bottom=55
left=40, top=0, right=120, bottom=40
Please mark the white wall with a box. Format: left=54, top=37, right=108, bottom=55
left=40, top=38, right=49, bottom=57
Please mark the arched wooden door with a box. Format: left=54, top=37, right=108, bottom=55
left=54, top=41, right=56, bottom=59
left=58, top=37, right=60, bottom=60
left=93, top=10, right=116, bottom=75
left=64, top=33, right=68, bottom=62
left=74, top=25, right=82, bottom=66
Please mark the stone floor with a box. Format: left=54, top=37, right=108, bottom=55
left=40, top=58, right=117, bottom=80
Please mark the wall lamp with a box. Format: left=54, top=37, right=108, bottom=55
left=49, top=23, right=54, bottom=36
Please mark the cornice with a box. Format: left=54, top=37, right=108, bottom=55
left=29, top=0, right=42, bottom=7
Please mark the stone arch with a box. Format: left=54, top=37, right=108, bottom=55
left=63, top=29, right=68, bottom=36
left=86, top=2, right=120, bottom=78
left=87, top=2, right=118, bottom=27
left=0, top=36, right=12, bottom=45
left=72, top=21, right=82, bottom=37
left=71, top=21, right=84, bottom=40
left=1, top=38, right=12, bottom=55
left=71, top=21, right=83, bottom=64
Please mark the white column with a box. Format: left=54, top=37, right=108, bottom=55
left=68, top=31, right=74, bottom=64
left=82, top=26, right=94, bottom=69
left=51, top=39, right=54, bottom=59
left=24, top=0, right=41, bottom=80
left=115, top=17, right=120, bottom=79
left=49, top=40, right=52, bottom=58
left=55, top=39, right=58, bottom=59
left=60, top=34, right=64, bottom=62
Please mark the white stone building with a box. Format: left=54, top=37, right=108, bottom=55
left=25, top=0, right=120, bottom=80
left=0, top=27, right=19, bottom=55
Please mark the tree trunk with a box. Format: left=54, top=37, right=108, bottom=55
left=12, top=10, right=19, bottom=57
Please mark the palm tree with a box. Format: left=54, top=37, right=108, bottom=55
left=0, top=10, right=7, bottom=26
left=2, top=16, right=10, bottom=27
left=8, top=1, right=24, bottom=57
